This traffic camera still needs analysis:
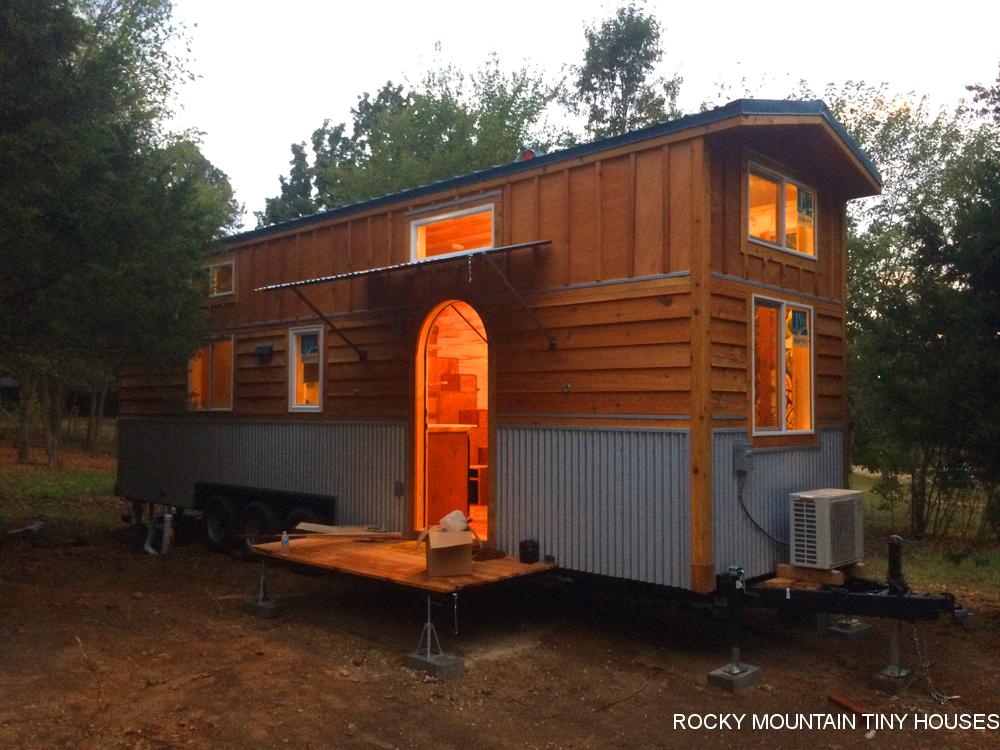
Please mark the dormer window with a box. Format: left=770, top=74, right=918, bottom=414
left=411, top=204, right=493, bottom=261
left=207, top=261, right=235, bottom=297
left=747, top=165, right=816, bottom=257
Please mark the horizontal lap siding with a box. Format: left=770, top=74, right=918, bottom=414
left=117, top=419, right=407, bottom=528
left=496, top=426, right=691, bottom=588
left=706, top=280, right=847, bottom=430
left=712, top=428, right=844, bottom=578
left=491, top=278, right=692, bottom=426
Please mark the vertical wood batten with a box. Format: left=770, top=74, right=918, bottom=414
left=688, top=138, right=716, bottom=593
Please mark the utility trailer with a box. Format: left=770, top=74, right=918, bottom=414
left=119, top=99, right=883, bottom=594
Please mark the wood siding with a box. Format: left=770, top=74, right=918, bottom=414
left=705, top=128, right=851, bottom=440
left=121, top=137, right=706, bottom=425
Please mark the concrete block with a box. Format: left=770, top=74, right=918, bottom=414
left=244, top=598, right=283, bottom=618
left=708, top=663, right=762, bottom=692
left=405, top=651, right=465, bottom=679
left=871, top=669, right=914, bottom=696
left=827, top=618, right=872, bottom=641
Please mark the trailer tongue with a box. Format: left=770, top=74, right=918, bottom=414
left=709, top=535, right=966, bottom=693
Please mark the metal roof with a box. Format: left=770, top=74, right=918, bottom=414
left=255, top=240, right=551, bottom=292
left=228, top=98, right=882, bottom=247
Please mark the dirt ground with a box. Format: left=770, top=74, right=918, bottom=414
left=1, top=459, right=998, bottom=748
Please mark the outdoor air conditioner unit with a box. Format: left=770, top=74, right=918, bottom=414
left=789, top=488, right=864, bottom=570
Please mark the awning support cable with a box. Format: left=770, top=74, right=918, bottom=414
left=479, top=250, right=556, bottom=350
left=291, top=287, right=368, bottom=361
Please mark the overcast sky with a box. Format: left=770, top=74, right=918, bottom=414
left=166, top=0, right=1000, bottom=229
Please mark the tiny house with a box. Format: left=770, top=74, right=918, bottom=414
left=118, top=99, right=881, bottom=594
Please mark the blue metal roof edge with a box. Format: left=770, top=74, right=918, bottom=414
left=222, top=98, right=881, bottom=246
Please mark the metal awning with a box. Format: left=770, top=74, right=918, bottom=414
left=256, top=239, right=554, bottom=359
left=255, top=239, right=550, bottom=292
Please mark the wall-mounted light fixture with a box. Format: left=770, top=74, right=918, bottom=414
left=254, top=343, right=273, bottom=364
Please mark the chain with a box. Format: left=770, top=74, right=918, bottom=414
left=911, top=623, right=959, bottom=704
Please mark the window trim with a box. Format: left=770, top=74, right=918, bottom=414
left=187, top=335, right=235, bottom=412
left=206, top=260, right=236, bottom=298
left=750, top=295, right=815, bottom=437
left=746, top=162, right=818, bottom=260
left=288, top=325, right=324, bottom=413
left=409, top=203, right=495, bottom=262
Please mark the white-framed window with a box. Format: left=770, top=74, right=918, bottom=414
left=746, top=164, right=816, bottom=257
left=288, top=326, right=323, bottom=412
left=752, top=297, right=814, bottom=435
left=410, top=204, right=494, bottom=261
left=206, top=260, right=235, bottom=297
left=188, top=336, right=234, bottom=411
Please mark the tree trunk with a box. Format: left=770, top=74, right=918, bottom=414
left=14, top=367, right=35, bottom=464
left=95, top=381, right=108, bottom=451
left=85, top=383, right=100, bottom=451
left=910, top=457, right=928, bottom=540
left=38, top=373, right=63, bottom=470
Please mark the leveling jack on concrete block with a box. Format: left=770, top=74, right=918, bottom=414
left=245, top=564, right=282, bottom=618
left=404, top=596, right=465, bottom=680
left=827, top=615, right=873, bottom=641
left=710, top=567, right=761, bottom=692
left=871, top=620, right=913, bottom=694
left=709, top=648, right=762, bottom=692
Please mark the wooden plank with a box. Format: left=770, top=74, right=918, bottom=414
left=757, top=576, right=824, bottom=591
left=687, top=138, right=714, bottom=594
left=253, top=536, right=554, bottom=595
left=633, top=147, right=663, bottom=276
left=776, top=563, right=845, bottom=586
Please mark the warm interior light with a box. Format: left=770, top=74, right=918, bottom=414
left=416, top=208, right=492, bottom=258
left=748, top=172, right=779, bottom=244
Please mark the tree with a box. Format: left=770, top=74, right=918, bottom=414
left=572, top=2, right=682, bottom=139
left=967, top=61, right=1000, bottom=122
left=820, top=79, right=1000, bottom=538
left=257, top=57, right=566, bottom=226
left=0, top=1, right=240, bottom=465
left=257, top=142, right=317, bottom=227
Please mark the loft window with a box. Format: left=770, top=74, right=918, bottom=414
left=207, top=261, right=235, bottom=297
left=188, top=337, right=233, bottom=410
left=747, top=165, right=816, bottom=256
left=411, top=204, right=494, bottom=260
left=289, top=326, right=323, bottom=411
left=753, top=298, right=813, bottom=434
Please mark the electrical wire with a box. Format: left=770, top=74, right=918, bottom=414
left=736, top=473, right=790, bottom=546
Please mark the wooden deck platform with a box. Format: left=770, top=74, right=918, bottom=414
left=252, top=536, right=554, bottom=595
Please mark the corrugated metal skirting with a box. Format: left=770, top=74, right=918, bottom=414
left=712, top=428, right=844, bottom=578
left=118, top=419, right=407, bottom=530
left=496, top=426, right=691, bottom=589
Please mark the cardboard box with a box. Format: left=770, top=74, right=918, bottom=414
left=421, top=530, right=474, bottom=577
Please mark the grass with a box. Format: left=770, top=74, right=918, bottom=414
left=0, top=456, right=116, bottom=525
left=852, top=472, right=1000, bottom=595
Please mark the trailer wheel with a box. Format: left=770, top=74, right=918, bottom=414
left=284, top=506, right=324, bottom=533
left=241, top=501, right=280, bottom=555
left=203, top=495, right=239, bottom=551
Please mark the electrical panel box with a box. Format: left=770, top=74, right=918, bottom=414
left=733, top=441, right=753, bottom=474
left=789, top=488, right=864, bottom=570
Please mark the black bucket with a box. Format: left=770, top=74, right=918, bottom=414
left=518, top=539, right=540, bottom=564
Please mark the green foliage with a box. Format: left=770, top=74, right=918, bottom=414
left=0, top=0, right=240, bottom=366
left=826, top=78, right=1000, bottom=538
left=0, top=1, right=240, bottom=466
left=257, top=57, right=566, bottom=227
left=572, top=1, right=681, bottom=139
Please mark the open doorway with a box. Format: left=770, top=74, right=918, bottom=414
left=414, top=301, right=489, bottom=541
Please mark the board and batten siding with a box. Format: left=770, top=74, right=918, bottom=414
left=712, top=428, right=845, bottom=579
left=495, top=425, right=692, bottom=589
left=117, top=419, right=407, bottom=530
